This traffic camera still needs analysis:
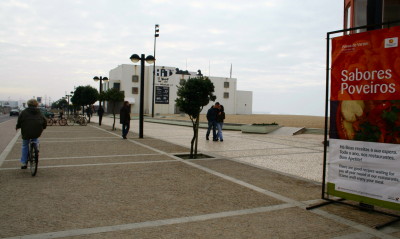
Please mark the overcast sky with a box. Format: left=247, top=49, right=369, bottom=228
left=0, top=0, right=343, bottom=116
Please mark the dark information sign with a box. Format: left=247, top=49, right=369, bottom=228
left=155, top=86, right=169, bottom=104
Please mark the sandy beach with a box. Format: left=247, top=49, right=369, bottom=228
left=154, top=114, right=326, bottom=129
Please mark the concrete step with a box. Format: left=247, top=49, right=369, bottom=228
left=268, top=127, right=306, bottom=135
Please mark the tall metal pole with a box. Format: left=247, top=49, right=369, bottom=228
left=99, top=77, right=103, bottom=109
left=139, top=54, right=145, bottom=138
left=66, top=95, right=70, bottom=117
left=322, top=32, right=330, bottom=199
left=152, top=24, right=159, bottom=118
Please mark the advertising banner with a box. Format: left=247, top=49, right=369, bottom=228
left=328, top=26, right=400, bottom=211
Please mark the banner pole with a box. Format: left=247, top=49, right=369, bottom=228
left=321, top=32, right=331, bottom=199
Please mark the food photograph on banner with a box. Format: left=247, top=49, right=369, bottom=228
left=328, top=26, right=400, bottom=211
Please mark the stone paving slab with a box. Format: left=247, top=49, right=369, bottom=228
left=233, top=153, right=324, bottom=182
left=321, top=202, right=400, bottom=229
left=193, top=159, right=321, bottom=202
left=137, top=138, right=190, bottom=154
left=6, top=139, right=156, bottom=160
left=61, top=208, right=358, bottom=239
left=258, top=134, right=324, bottom=147
left=218, top=147, right=320, bottom=158
left=0, top=154, right=172, bottom=168
left=0, top=162, right=282, bottom=238
left=40, top=128, right=113, bottom=139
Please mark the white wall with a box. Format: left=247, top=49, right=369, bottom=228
left=236, top=91, right=253, bottom=114
left=108, top=64, right=252, bottom=115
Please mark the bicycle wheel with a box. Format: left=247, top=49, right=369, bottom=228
left=80, top=117, right=87, bottom=126
left=59, top=118, right=67, bottom=126
left=29, top=143, right=38, bottom=177
left=67, top=117, right=75, bottom=126
left=47, top=118, right=54, bottom=126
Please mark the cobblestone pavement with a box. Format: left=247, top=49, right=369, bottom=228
left=0, top=117, right=399, bottom=238
left=98, top=116, right=325, bottom=182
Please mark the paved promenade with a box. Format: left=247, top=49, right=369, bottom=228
left=105, top=116, right=325, bottom=183
left=0, top=116, right=399, bottom=238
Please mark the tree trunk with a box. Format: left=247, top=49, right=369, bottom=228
left=190, top=123, right=196, bottom=159
left=112, top=102, right=116, bottom=130
left=113, top=113, right=116, bottom=130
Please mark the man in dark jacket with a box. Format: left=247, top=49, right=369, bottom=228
left=206, top=102, right=220, bottom=141
left=97, top=106, right=104, bottom=126
left=16, top=99, right=47, bottom=169
left=120, top=101, right=131, bottom=139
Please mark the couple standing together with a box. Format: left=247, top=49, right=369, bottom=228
left=206, top=102, right=225, bottom=141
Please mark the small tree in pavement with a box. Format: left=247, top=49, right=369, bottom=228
left=101, top=88, right=125, bottom=130
left=71, top=85, right=99, bottom=121
left=175, top=76, right=216, bottom=158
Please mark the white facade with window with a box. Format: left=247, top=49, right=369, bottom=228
left=106, top=64, right=252, bottom=115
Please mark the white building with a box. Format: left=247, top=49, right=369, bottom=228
left=106, top=64, right=252, bottom=115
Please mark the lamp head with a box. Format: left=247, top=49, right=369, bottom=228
left=93, top=76, right=99, bottom=82
left=103, top=77, right=109, bottom=82
left=155, top=24, right=160, bottom=37
left=145, top=55, right=155, bottom=64
left=130, top=54, right=140, bottom=63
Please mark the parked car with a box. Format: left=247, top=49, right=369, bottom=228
left=39, top=108, right=55, bottom=118
left=9, top=109, right=20, bottom=116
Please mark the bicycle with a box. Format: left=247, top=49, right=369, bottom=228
left=46, top=117, right=53, bottom=126
left=76, top=114, right=88, bottom=126
left=27, top=139, right=39, bottom=176
left=47, top=115, right=67, bottom=126
left=65, top=114, right=87, bottom=126
left=66, top=114, right=76, bottom=126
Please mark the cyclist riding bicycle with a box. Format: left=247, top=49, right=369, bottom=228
left=16, top=99, right=47, bottom=169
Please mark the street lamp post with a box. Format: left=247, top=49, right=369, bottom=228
left=93, top=76, right=109, bottom=108
left=130, top=53, right=155, bottom=138
left=152, top=24, right=160, bottom=118
left=65, top=91, right=73, bottom=116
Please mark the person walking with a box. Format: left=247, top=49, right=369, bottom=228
left=16, top=99, right=47, bottom=169
left=206, top=102, right=220, bottom=141
left=216, top=104, right=225, bottom=142
left=86, top=106, right=92, bottom=123
left=97, top=105, right=104, bottom=126
left=91, top=105, right=95, bottom=117
left=120, top=101, right=131, bottom=139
